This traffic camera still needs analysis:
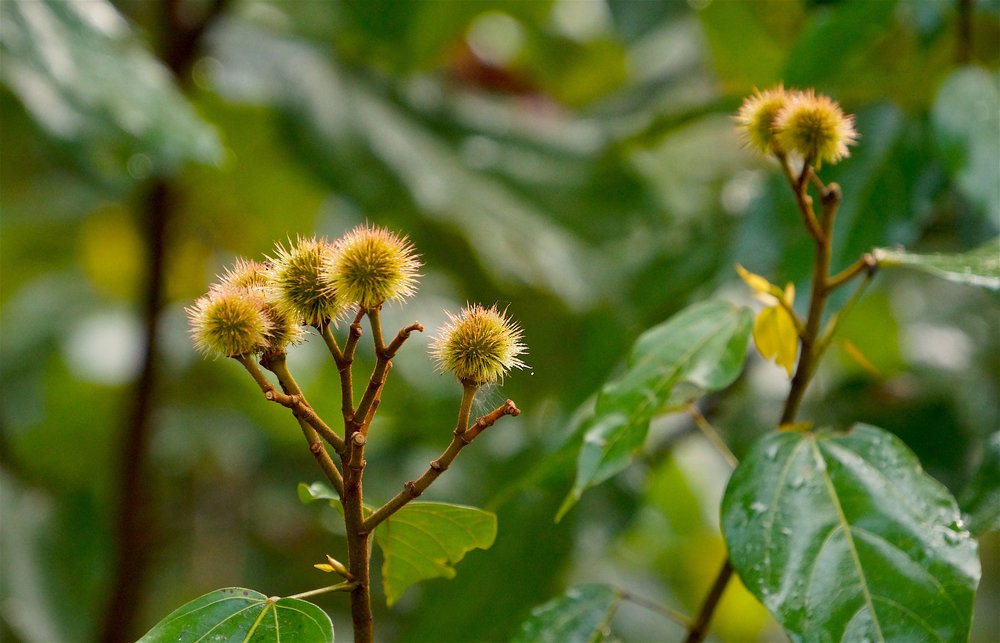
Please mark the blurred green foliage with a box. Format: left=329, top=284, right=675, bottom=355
left=1, top=0, right=998, bottom=641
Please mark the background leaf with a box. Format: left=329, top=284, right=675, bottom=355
left=559, top=301, right=752, bottom=518
left=375, top=502, right=497, bottom=606
left=873, top=239, right=1000, bottom=289
left=137, top=587, right=333, bottom=643
left=931, top=67, right=1000, bottom=222
left=960, top=432, right=1000, bottom=536
left=722, top=424, right=980, bottom=643
left=511, top=584, right=621, bottom=643
left=0, top=0, right=221, bottom=175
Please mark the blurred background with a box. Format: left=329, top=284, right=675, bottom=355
left=1, top=0, right=998, bottom=641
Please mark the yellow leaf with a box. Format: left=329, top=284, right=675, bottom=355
left=735, top=264, right=774, bottom=295
left=783, top=282, right=795, bottom=307
left=753, top=305, right=799, bottom=378
left=314, top=563, right=334, bottom=573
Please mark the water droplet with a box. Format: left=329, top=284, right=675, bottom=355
left=766, top=444, right=778, bottom=459
left=750, top=501, right=767, bottom=514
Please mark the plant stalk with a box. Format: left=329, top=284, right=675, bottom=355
left=687, top=172, right=846, bottom=643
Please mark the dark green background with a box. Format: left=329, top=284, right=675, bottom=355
left=2, top=1, right=998, bottom=641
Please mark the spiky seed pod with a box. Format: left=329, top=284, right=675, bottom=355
left=217, top=258, right=271, bottom=291
left=736, top=85, right=792, bottom=155
left=259, top=299, right=304, bottom=355
left=187, top=286, right=272, bottom=358
left=773, top=89, right=857, bottom=167
left=326, top=224, right=421, bottom=309
left=269, top=236, right=345, bottom=327
left=430, top=304, right=527, bottom=385
left=217, top=258, right=304, bottom=353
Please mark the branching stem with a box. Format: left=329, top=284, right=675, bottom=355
left=688, top=157, right=873, bottom=642
left=687, top=403, right=738, bottom=469
left=362, top=390, right=519, bottom=533
left=253, top=353, right=344, bottom=496
left=287, top=581, right=359, bottom=600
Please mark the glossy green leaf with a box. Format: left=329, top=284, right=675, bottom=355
left=960, top=432, right=1000, bottom=536
left=0, top=0, right=221, bottom=174
left=722, top=424, right=980, bottom=643
left=873, top=239, right=1000, bottom=290
left=559, top=301, right=752, bottom=519
left=512, top=584, right=621, bottom=643
left=138, top=587, right=333, bottom=643
left=375, top=502, right=497, bottom=606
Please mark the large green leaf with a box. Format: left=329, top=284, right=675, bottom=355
left=0, top=0, right=221, bottom=175
left=960, top=431, right=1000, bottom=536
left=511, top=584, right=621, bottom=643
left=873, top=239, right=1000, bottom=290
left=138, top=588, right=333, bottom=643
left=722, top=424, right=980, bottom=643
left=559, top=301, right=752, bottom=519
left=375, top=502, right=497, bottom=606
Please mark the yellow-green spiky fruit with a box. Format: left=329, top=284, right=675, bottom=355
left=429, top=304, right=526, bottom=385
left=217, top=258, right=270, bottom=291
left=326, top=224, right=421, bottom=309
left=217, top=258, right=303, bottom=354
left=736, top=85, right=791, bottom=155
left=269, top=236, right=346, bottom=327
left=187, top=286, right=271, bottom=358
left=774, top=89, right=857, bottom=166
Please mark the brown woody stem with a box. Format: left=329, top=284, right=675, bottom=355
left=362, top=388, right=519, bottom=534
left=684, top=559, right=734, bottom=643
left=688, top=169, right=854, bottom=643
left=256, top=353, right=345, bottom=497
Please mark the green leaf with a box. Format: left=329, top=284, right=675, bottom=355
left=138, top=587, right=333, bottom=643
left=931, top=67, right=1000, bottom=221
left=0, top=0, right=221, bottom=174
left=559, top=301, right=752, bottom=520
left=298, top=481, right=340, bottom=505
left=512, top=584, right=621, bottom=643
left=722, top=424, right=980, bottom=643
left=959, top=432, right=1000, bottom=536
left=374, top=502, right=497, bottom=606
left=873, top=239, right=1000, bottom=290
left=698, top=0, right=799, bottom=90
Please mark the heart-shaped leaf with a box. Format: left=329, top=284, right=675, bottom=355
left=559, top=300, right=752, bottom=519
left=138, top=587, right=333, bottom=643
left=374, top=502, right=497, bottom=606
left=512, top=584, right=622, bottom=643
left=722, top=424, right=980, bottom=642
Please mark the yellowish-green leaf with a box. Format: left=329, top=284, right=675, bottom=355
left=736, top=264, right=775, bottom=297
left=375, top=502, right=497, bottom=606
left=752, top=305, right=799, bottom=377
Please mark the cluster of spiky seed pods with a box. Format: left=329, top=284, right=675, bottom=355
left=736, top=85, right=857, bottom=167
left=187, top=224, right=525, bottom=385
